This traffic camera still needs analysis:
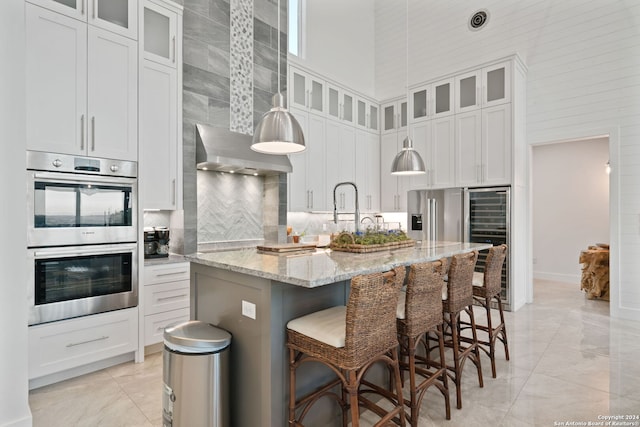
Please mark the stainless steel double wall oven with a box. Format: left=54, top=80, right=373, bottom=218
left=27, top=151, right=138, bottom=325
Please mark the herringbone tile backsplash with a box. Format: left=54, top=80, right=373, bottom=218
left=197, top=171, right=264, bottom=243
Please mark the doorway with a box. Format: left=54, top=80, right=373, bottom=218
left=531, top=137, right=610, bottom=290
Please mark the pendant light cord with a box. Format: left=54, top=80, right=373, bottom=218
left=406, top=0, right=409, bottom=101
left=277, top=0, right=281, bottom=95
left=406, top=0, right=410, bottom=140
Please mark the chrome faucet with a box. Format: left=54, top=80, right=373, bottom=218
left=333, top=181, right=360, bottom=233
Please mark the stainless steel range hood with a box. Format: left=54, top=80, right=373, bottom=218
left=195, top=124, right=292, bottom=175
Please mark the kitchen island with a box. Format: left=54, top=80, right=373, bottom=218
left=186, top=241, right=491, bottom=427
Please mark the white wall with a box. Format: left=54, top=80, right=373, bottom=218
left=374, top=0, right=640, bottom=320
left=292, top=0, right=376, bottom=97
left=532, top=138, right=609, bottom=283
left=0, top=0, right=31, bottom=426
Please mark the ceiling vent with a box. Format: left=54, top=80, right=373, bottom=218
left=468, top=9, right=489, bottom=31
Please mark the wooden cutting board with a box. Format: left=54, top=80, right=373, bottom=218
left=257, top=243, right=317, bottom=253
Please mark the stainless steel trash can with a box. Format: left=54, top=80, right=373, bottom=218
left=163, top=321, right=231, bottom=427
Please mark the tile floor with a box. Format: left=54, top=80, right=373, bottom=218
left=29, top=279, right=640, bottom=426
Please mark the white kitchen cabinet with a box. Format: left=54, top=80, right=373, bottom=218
left=26, top=4, right=138, bottom=161
left=143, top=261, right=190, bottom=346
left=409, top=116, right=455, bottom=190
left=455, top=61, right=511, bottom=113
left=28, top=307, right=138, bottom=380
left=355, top=129, right=380, bottom=212
left=289, top=66, right=325, bottom=114
left=456, top=104, right=511, bottom=186
left=139, top=0, right=183, bottom=210
left=140, top=61, right=179, bottom=209
left=141, top=0, right=179, bottom=68
left=326, top=121, right=356, bottom=211
left=26, top=5, right=87, bottom=156
left=327, top=83, right=355, bottom=125
left=87, top=27, right=138, bottom=160
left=381, top=98, right=407, bottom=134
left=27, top=0, right=138, bottom=40
left=288, top=108, right=326, bottom=211
left=380, top=130, right=411, bottom=212
left=356, top=97, right=379, bottom=132
left=481, top=104, right=512, bottom=185
left=410, top=77, right=454, bottom=123
left=429, top=116, right=456, bottom=188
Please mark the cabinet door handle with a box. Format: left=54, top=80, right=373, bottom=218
left=91, top=116, right=95, bottom=151
left=172, top=36, right=176, bottom=63
left=81, top=0, right=85, bottom=15
left=66, top=335, right=108, bottom=348
left=171, top=179, right=176, bottom=205
left=157, top=294, right=188, bottom=302
left=80, top=115, right=85, bottom=150
left=156, top=270, right=188, bottom=277
left=310, top=190, right=313, bottom=209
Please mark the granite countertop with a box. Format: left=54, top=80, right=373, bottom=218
left=186, top=241, right=493, bottom=288
left=143, top=253, right=188, bottom=266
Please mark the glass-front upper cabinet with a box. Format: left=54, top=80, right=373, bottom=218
left=455, top=70, right=481, bottom=113
left=368, top=104, right=379, bottom=131
left=411, top=77, right=454, bottom=122
left=381, top=99, right=407, bottom=133
left=289, top=66, right=324, bottom=113
left=456, top=61, right=511, bottom=112
left=482, top=61, right=511, bottom=108
left=143, top=0, right=178, bottom=67
left=327, top=84, right=354, bottom=124
left=28, top=0, right=138, bottom=40
left=355, top=98, right=379, bottom=131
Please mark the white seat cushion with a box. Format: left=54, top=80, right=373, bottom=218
left=396, top=289, right=407, bottom=320
left=442, top=283, right=448, bottom=301
left=472, top=271, right=484, bottom=287
left=287, top=306, right=346, bottom=348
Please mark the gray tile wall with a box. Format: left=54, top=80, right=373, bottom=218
left=181, top=0, right=288, bottom=252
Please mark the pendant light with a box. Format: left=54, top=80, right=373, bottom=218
left=251, top=0, right=306, bottom=154
left=391, top=0, right=425, bottom=175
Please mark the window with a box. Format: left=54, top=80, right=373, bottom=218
left=288, top=0, right=303, bottom=57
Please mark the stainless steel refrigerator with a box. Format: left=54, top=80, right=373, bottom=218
left=407, top=186, right=511, bottom=310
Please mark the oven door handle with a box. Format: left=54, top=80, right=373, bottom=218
left=32, top=171, right=136, bottom=185
left=32, top=243, right=137, bottom=258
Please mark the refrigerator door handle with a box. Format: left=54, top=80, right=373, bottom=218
left=432, top=198, right=437, bottom=242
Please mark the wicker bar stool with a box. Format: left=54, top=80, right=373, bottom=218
left=441, top=250, right=483, bottom=410
left=287, top=267, right=406, bottom=427
left=464, top=244, right=510, bottom=378
left=396, top=259, right=451, bottom=426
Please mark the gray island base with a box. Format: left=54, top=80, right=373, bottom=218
left=187, top=241, right=491, bottom=427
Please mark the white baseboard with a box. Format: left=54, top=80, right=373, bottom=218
left=533, top=271, right=580, bottom=284
left=29, top=352, right=134, bottom=390
left=0, top=414, right=32, bottom=427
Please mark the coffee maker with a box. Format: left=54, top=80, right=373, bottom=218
left=144, top=227, right=170, bottom=259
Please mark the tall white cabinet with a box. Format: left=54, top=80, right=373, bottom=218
left=288, top=107, right=327, bottom=211
left=455, top=61, right=513, bottom=187
left=25, top=1, right=138, bottom=161
left=379, top=97, right=409, bottom=211
left=139, top=0, right=183, bottom=210
left=287, top=64, right=380, bottom=214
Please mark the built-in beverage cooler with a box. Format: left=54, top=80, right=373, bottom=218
left=464, top=187, right=511, bottom=310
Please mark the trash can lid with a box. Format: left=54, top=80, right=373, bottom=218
left=164, top=320, right=231, bottom=354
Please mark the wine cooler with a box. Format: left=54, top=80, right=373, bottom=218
left=464, top=187, right=511, bottom=310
